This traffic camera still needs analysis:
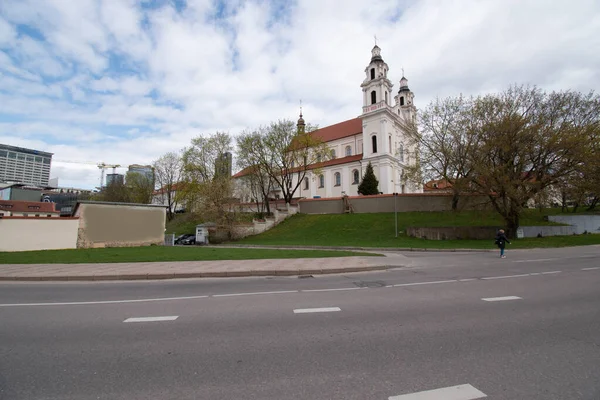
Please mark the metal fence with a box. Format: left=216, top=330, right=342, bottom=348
left=164, top=234, right=175, bottom=246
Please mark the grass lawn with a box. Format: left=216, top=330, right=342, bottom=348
left=235, top=210, right=600, bottom=249
left=0, top=246, right=381, bottom=264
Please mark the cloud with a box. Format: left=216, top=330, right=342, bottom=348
left=0, top=0, right=599, bottom=189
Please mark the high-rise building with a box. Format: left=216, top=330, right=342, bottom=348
left=128, top=164, right=154, bottom=184
left=0, top=144, right=53, bottom=187
left=106, top=173, right=124, bottom=186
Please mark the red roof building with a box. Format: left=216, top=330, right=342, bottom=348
left=0, top=200, right=60, bottom=217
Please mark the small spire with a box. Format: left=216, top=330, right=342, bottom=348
left=374, top=34, right=377, bottom=46
left=297, top=99, right=305, bottom=133
left=299, top=99, right=303, bottom=118
left=401, top=67, right=405, bottom=77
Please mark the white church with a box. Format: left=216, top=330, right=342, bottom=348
left=234, top=44, right=422, bottom=201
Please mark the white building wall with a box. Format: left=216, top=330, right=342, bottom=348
left=0, top=218, right=79, bottom=251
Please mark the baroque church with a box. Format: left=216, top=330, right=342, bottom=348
left=234, top=45, right=421, bottom=201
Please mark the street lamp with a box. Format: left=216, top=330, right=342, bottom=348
left=393, top=192, right=399, bottom=237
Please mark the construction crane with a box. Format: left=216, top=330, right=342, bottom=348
left=53, top=159, right=126, bottom=189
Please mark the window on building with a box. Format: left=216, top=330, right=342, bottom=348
left=291, top=160, right=295, bottom=168
left=334, top=172, right=341, bottom=186
left=330, top=149, right=336, bottom=159
left=317, top=154, right=322, bottom=163
left=43, top=158, right=51, bottom=164
left=352, top=169, right=359, bottom=184
left=389, top=136, right=392, bottom=153
left=345, top=146, right=352, bottom=156
left=385, top=91, right=388, bottom=104
left=372, top=136, right=377, bottom=153
left=400, top=96, right=405, bottom=106
left=371, top=91, right=377, bottom=105
left=319, top=175, right=324, bottom=188
left=0, top=150, right=7, bottom=157
left=304, top=177, right=309, bottom=190
left=370, top=68, right=375, bottom=79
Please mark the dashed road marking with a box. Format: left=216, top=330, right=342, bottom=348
left=389, top=383, right=487, bottom=399
left=513, top=258, right=557, bottom=263
left=393, top=280, right=457, bottom=287
left=0, top=295, right=209, bottom=307
left=482, top=296, right=522, bottom=302
left=293, top=307, right=341, bottom=314
left=582, top=267, right=600, bottom=271
left=123, top=316, right=179, bottom=323
left=540, top=271, right=561, bottom=275
left=212, top=290, right=298, bottom=297
left=481, top=274, right=530, bottom=280
left=301, top=287, right=362, bottom=292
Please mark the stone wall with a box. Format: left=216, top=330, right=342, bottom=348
left=298, top=193, right=490, bottom=214
left=407, top=226, right=499, bottom=240
left=227, top=206, right=299, bottom=241
left=548, top=215, right=600, bottom=234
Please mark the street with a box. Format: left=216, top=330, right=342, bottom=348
left=1, top=247, right=599, bottom=400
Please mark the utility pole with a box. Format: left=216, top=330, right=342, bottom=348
left=393, top=192, right=398, bottom=237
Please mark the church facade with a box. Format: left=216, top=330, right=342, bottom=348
left=234, top=45, right=422, bottom=202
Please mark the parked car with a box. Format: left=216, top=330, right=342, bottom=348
left=175, top=234, right=196, bottom=245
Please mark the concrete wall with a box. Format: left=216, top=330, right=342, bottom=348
left=75, top=202, right=166, bottom=248
left=548, top=215, right=600, bottom=234
left=520, top=226, right=576, bottom=237
left=407, top=226, right=499, bottom=240
left=0, top=217, right=79, bottom=251
left=299, top=194, right=490, bottom=214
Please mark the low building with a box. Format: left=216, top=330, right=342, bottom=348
left=0, top=199, right=60, bottom=217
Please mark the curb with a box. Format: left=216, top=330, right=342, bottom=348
left=0, top=265, right=391, bottom=282
left=210, top=244, right=495, bottom=253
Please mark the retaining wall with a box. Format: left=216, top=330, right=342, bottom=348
left=548, top=215, right=600, bottom=234
left=298, top=194, right=490, bottom=214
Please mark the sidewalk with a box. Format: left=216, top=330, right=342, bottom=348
left=0, top=255, right=408, bottom=282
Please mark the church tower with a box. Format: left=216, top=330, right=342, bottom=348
left=359, top=44, right=421, bottom=194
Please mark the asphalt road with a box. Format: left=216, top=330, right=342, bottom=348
left=1, top=247, right=599, bottom=400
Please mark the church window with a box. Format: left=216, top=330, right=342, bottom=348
left=370, top=68, right=375, bottom=80
left=400, top=96, right=405, bottom=106
left=318, top=175, right=324, bottom=188
left=345, top=145, right=352, bottom=156
left=389, top=136, right=392, bottom=152
left=330, top=149, right=336, bottom=159
left=371, top=91, right=377, bottom=104
left=317, top=154, right=322, bottom=163
left=304, top=177, right=309, bottom=190
left=385, top=91, right=388, bottom=104
left=372, top=135, right=377, bottom=153
left=334, top=172, right=341, bottom=186
left=352, top=169, right=359, bottom=184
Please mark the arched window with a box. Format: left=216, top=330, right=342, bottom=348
left=330, top=149, right=336, bottom=159
left=372, top=135, right=377, bottom=153
left=352, top=169, right=359, bottom=184
left=370, top=68, right=375, bottom=80
left=345, top=145, right=352, bottom=156
left=400, top=96, right=405, bottom=106
left=304, top=177, right=309, bottom=190
left=389, top=136, right=392, bottom=153
left=371, top=90, right=376, bottom=104
left=319, top=174, right=324, bottom=188
left=334, top=172, right=341, bottom=186
left=385, top=91, right=388, bottom=104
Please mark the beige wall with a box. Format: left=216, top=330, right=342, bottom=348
left=76, top=203, right=166, bottom=248
left=299, top=194, right=490, bottom=214
left=0, top=217, right=79, bottom=252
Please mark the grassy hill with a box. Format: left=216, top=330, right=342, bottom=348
left=234, top=209, right=600, bottom=249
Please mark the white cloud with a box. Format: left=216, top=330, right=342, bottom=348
left=0, top=0, right=599, bottom=189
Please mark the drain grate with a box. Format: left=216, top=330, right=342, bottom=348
left=353, top=280, right=386, bottom=288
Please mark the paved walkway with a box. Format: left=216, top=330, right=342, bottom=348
left=0, top=255, right=409, bottom=281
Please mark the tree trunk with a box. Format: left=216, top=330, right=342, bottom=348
left=451, top=190, right=460, bottom=211
left=504, top=206, right=520, bottom=239
left=572, top=202, right=579, bottom=213
left=586, top=196, right=599, bottom=211
left=561, top=191, right=567, bottom=213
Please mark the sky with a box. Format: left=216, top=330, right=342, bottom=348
left=1, top=0, right=599, bottom=190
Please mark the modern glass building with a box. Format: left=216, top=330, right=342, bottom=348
left=128, top=164, right=154, bottom=183
left=0, top=144, right=53, bottom=187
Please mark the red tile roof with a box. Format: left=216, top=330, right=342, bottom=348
left=0, top=200, right=58, bottom=214
left=310, top=118, right=362, bottom=142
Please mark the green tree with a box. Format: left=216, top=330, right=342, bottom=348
left=358, top=162, right=379, bottom=195
left=125, top=171, right=154, bottom=204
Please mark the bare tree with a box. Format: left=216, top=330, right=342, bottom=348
left=237, top=120, right=328, bottom=207
left=236, top=129, right=275, bottom=214
left=126, top=171, right=154, bottom=205
left=153, top=152, right=183, bottom=221
left=401, top=95, right=476, bottom=210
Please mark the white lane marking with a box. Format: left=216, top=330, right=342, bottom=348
left=301, top=287, right=362, bottom=292
left=389, top=383, right=487, bottom=399
left=0, top=295, right=209, bottom=307
left=293, top=307, right=341, bottom=313
left=513, top=258, right=557, bottom=263
left=393, top=280, right=457, bottom=287
left=482, top=296, right=522, bottom=302
left=481, top=274, right=530, bottom=280
left=212, top=290, right=298, bottom=297
left=582, top=267, right=600, bottom=271
left=459, top=278, right=477, bottom=282
left=540, top=271, right=561, bottom=275
left=123, top=316, right=178, bottom=323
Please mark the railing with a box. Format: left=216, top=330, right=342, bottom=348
left=362, top=101, right=389, bottom=114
